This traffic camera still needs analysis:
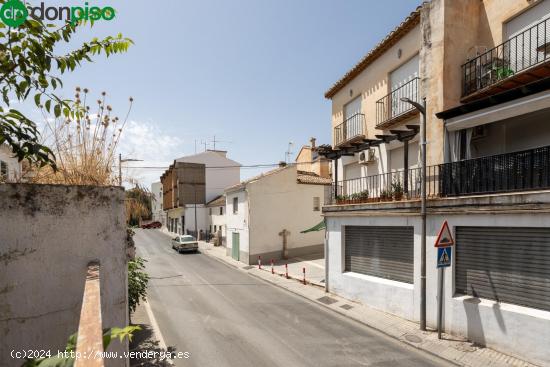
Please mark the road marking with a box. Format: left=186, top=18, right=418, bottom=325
left=143, top=300, right=174, bottom=366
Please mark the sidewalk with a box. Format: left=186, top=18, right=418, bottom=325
left=198, top=242, right=538, bottom=367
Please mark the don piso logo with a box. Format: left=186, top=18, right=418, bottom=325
left=0, top=0, right=116, bottom=27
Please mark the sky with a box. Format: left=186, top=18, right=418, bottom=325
left=22, top=0, right=421, bottom=187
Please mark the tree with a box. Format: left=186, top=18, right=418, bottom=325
left=126, top=185, right=153, bottom=226
left=0, top=2, right=133, bottom=168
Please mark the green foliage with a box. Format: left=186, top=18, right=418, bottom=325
left=128, top=256, right=149, bottom=313
left=21, top=326, right=140, bottom=367
left=0, top=3, right=133, bottom=167
left=494, top=66, right=514, bottom=80
left=350, top=190, right=369, bottom=200
left=379, top=189, right=392, bottom=200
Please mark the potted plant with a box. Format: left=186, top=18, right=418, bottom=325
left=357, top=190, right=369, bottom=203
left=392, top=180, right=404, bottom=201
left=380, top=189, right=391, bottom=202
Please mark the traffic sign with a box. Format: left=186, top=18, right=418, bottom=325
left=437, top=247, right=452, bottom=268
left=434, top=220, right=454, bottom=247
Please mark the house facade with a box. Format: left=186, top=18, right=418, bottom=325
left=207, top=195, right=226, bottom=245
left=225, top=164, right=331, bottom=265
left=320, top=1, right=550, bottom=365
left=160, top=150, right=240, bottom=237
left=150, top=181, right=166, bottom=225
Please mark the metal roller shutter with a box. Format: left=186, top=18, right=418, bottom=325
left=344, top=226, right=414, bottom=284
left=456, top=226, right=550, bottom=311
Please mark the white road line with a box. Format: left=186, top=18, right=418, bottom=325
left=143, top=300, right=174, bottom=366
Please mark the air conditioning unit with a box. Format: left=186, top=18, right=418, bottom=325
left=358, top=149, right=376, bottom=164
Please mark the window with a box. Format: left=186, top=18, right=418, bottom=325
left=219, top=206, right=223, bottom=215
left=0, top=161, right=7, bottom=181
left=214, top=225, right=217, bottom=232
left=233, top=197, right=238, bottom=214
left=209, top=208, right=212, bottom=215
left=313, top=197, right=320, bottom=211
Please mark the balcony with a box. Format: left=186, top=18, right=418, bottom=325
left=328, top=145, right=550, bottom=205
left=376, top=77, right=419, bottom=129
left=333, top=113, right=366, bottom=147
left=462, top=17, right=550, bottom=102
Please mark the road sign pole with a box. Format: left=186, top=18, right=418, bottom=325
left=437, top=267, right=444, bottom=339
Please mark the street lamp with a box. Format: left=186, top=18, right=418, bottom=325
left=401, top=96, right=427, bottom=331
left=118, top=154, right=144, bottom=186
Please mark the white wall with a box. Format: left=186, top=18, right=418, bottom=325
left=177, top=151, right=240, bottom=202
left=225, top=189, right=250, bottom=261
left=0, top=184, right=127, bottom=367
left=247, top=166, right=326, bottom=260
left=326, top=193, right=550, bottom=366
left=0, top=144, right=22, bottom=182
left=208, top=205, right=226, bottom=238
left=183, top=205, right=208, bottom=236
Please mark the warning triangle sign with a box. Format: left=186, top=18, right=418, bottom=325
left=435, top=220, right=454, bottom=247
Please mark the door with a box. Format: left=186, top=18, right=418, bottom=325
left=231, top=232, right=240, bottom=261
left=343, top=96, right=362, bottom=141
left=389, top=54, right=419, bottom=118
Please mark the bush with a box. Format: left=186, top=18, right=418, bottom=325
left=128, top=257, right=149, bottom=313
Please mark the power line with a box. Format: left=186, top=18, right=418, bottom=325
left=119, top=162, right=313, bottom=170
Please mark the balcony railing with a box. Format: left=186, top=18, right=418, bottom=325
left=333, top=113, right=365, bottom=146
left=376, top=77, right=419, bottom=128
left=462, top=17, right=550, bottom=97
left=328, top=145, right=550, bottom=205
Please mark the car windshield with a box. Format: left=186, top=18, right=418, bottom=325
left=180, top=235, right=196, bottom=242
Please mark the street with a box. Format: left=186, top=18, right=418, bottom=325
left=134, top=229, right=452, bottom=367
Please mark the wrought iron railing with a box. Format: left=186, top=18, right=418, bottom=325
left=328, top=145, right=550, bottom=204
left=376, top=77, right=419, bottom=128
left=333, top=113, right=365, bottom=146
left=462, top=17, right=550, bottom=97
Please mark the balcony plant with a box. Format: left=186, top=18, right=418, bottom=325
left=392, top=180, right=404, bottom=201
left=379, top=189, right=392, bottom=202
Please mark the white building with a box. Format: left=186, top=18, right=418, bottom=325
left=161, top=150, right=240, bottom=237
left=0, top=144, right=22, bottom=182
left=225, top=165, right=331, bottom=264
left=150, top=182, right=166, bottom=225
left=206, top=195, right=226, bottom=245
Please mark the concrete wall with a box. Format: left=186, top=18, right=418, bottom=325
left=0, top=184, right=127, bottom=367
left=325, top=191, right=550, bottom=366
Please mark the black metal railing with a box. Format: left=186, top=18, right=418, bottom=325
left=328, top=145, right=550, bottom=204
left=334, top=113, right=365, bottom=146
left=376, top=77, right=419, bottom=128
left=462, top=17, right=550, bottom=97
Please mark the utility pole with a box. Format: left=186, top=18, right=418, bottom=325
left=194, top=184, right=198, bottom=239
left=401, top=96, right=427, bottom=331
left=118, top=154, right=143, bottom=186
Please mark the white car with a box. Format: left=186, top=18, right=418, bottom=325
left=171, top=235, right=199, bottom=253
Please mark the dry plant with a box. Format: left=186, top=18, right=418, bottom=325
left=26, top=87, right=133, bottom=185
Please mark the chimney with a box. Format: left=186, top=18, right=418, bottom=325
left=310, top=137, right=316, bottom=149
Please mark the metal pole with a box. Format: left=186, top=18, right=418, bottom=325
left=420, top=97, right=427, bottom=331
left=194, top=184, right=198, bottom=239
left=118, top=153, right=122, bottom=186
left=437, top=267, right=444, bottom=339
left=334, top=158, right=339, bottom=199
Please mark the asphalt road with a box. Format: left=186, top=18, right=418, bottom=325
left=135, top=229, right=451, bottom=367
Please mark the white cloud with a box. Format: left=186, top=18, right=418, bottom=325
left=117, top=120, right=185, bottom=188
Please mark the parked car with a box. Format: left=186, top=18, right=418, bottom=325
left=141, top=221, right=161, bottom=229
left=171, top=235, right=198, bottom=253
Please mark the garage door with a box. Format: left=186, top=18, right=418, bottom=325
left=456, top=226, right=550, bottom=311
left=344, top=226, right=414, bottom=284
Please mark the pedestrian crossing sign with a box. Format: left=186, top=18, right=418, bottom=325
left=434, top=220, right=454, bottom=247
left=437, top=247, right=452, bottom=268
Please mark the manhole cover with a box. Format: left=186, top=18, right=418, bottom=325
left=340, top=304, right=353, bottom=310
left=317, top=296, right=338, bottom=305
left=242, top=265, right=254, bottom=270
left=404, top=334, right=422, bottom=343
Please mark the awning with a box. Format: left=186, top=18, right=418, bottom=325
left=300, top=221, right=326, bottom=233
